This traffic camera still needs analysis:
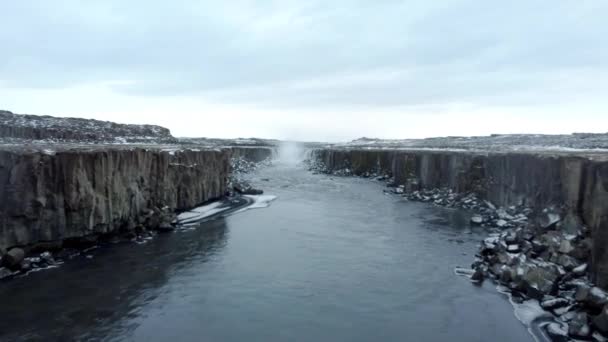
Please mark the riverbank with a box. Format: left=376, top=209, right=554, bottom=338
left=307, top=147, right=608, bottom=341
left=0, top=143, right=274, bottom=279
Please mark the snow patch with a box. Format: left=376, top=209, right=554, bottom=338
left=177, top=202, right=228, bottom=223
left=235, top=195, right=278, bottom=213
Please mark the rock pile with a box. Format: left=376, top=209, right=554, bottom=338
left=231, top=156, right=272, bottom=174
left=390, top=185, right=608, bottom=340
left=0, top=248, right=59, bottom=280
left=231, top=180, right=264, bottom=195
left=228, top=156, right=271, bottom=196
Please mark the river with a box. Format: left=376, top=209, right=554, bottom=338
left=0, top=162, right=534, bottom=341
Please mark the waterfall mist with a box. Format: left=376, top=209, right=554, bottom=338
left=277, top=141, right=306, bottom=166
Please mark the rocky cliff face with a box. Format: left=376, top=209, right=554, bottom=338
left=0, top=147, right=230, bottom=250
left=310, top=148, right=608, bottom=287
left=0, top=110, right=281, bottom=254
left=230, top=146, right=275, bottom=163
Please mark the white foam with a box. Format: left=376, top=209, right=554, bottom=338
left=513, top=299, right=551, bottom=326
left=496, top=285, right=553, bottom=342
left=177, top=202, right=228, bottom=222
left=236, top=195, right=278, bottom=212
left=177, top=195, right=277, bottom=226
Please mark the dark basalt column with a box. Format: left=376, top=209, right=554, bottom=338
left=0, top=148, right=230, bottom=250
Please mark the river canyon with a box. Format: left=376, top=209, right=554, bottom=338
left=1, top=110, right=608, bottom=341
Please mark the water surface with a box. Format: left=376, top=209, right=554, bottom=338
left=0, top=164, right=533, bottom=341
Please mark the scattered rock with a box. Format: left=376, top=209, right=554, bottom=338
left=2, top=248, right=25, bottom=270
left=157, top=223, right=175, bottom=233
left=233, top=181, right=264, bottom=195
left=541, top=211, right=561, bottom=230
left=568, top=313, right=591, bottom=339
left=557, top=255, right=580, bottom=271
left=0, top=267, right=14, bottom=280
left=593, top=331, right=608, bottom=342
left=594, top=305, right=608, bottom=335
left=573, top=264, right=588, bottom=277
left=471, top=215, right=484, bottom=225
left=559, top=240, right=575, bottom=254
left=471, top=268, right=485, bottom=284
left=541, top=298, right=570, bottom=310
left=496, top=219, right=508, bottom=228
left=520, top=264, right=560, bottom=299
left=507, top=245, right=520, bottom=253
left=546, top=323, right=569, bottom=341
left=40, top=251, right=55, bottom=265
left=577, top=286, right=608, bottom=309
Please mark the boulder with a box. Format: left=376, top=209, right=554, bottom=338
left=546, top=323, right=569, bottom=342
left=541, top=297, right=570, bottom=310
left=1, top=248, right=25, bottom=270
left=557, top=255, right=580, bottom=271
left=233, top=181, right=264, bottom=195
left=471, top=215, right=484, bottom=225
left=0, top=267, right=13, bottom=280
left=520, top=264, right=560, bottom=299
left=594, top=305, right=608, bottom=335
left=484, top=200, right=497, bottom=210
left=571, top=238, right=592, bottom=260
left=471, top=268, right=485, bottom=283
left=593, top=332, right=608, bottom=342
left=576, top=286, right=608, bottom=309
left=540, top=211, right=562, bottom=230
left=40, top=251, right=55, bottom=265
left=568, top=313, right=591, bottom=339
left=499, top=265, right=515, bottom=284
left=157, top=223, right=175, bottom=233
left=559, top=240, right=575, bottom=255
left=497, top=208, right=513, bottom=220
left=496, top=219, right=508, bottom=228
left=507, top=245, right=520, bottom=253
left=20, top=259, right=31, bottom=272
left=573, top=263, right=588, bottom=277
left=561, top=212, right=584, bottom=235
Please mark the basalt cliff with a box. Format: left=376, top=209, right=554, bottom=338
left=308, top=142, right=608, bottom=289
left=0, top=110, right=274, bottom=255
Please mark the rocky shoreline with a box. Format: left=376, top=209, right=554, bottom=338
left=306, top=152, right=608, bottom=341
left=0, top=152, right=273, bottom=281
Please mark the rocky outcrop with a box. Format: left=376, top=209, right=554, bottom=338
left=309, top=148, right=608, bottom=287
left=0, top=110, right=176, bottom=144
left=0, top=147, right=230, bottom=250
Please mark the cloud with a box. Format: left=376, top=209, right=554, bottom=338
left=1, top=0, right=607, bottom=140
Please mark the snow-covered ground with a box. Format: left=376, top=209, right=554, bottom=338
left=329, top=134, right=608, bottom=152
left=0, top=110, right=176, bottom=144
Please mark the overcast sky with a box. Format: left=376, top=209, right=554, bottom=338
left=1, top=1, right=607, bottom=141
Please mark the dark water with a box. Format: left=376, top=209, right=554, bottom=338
left=0, top=164, right=533, bottom=342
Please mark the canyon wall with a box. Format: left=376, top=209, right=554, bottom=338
left=0, top=147, right=230, bottom=250
left=311, top=148, right=608, bottom=287
left=230, top=146, right=275, bottom=163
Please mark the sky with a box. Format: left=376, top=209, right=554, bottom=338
left=1, top=1, right=607, bottom=141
